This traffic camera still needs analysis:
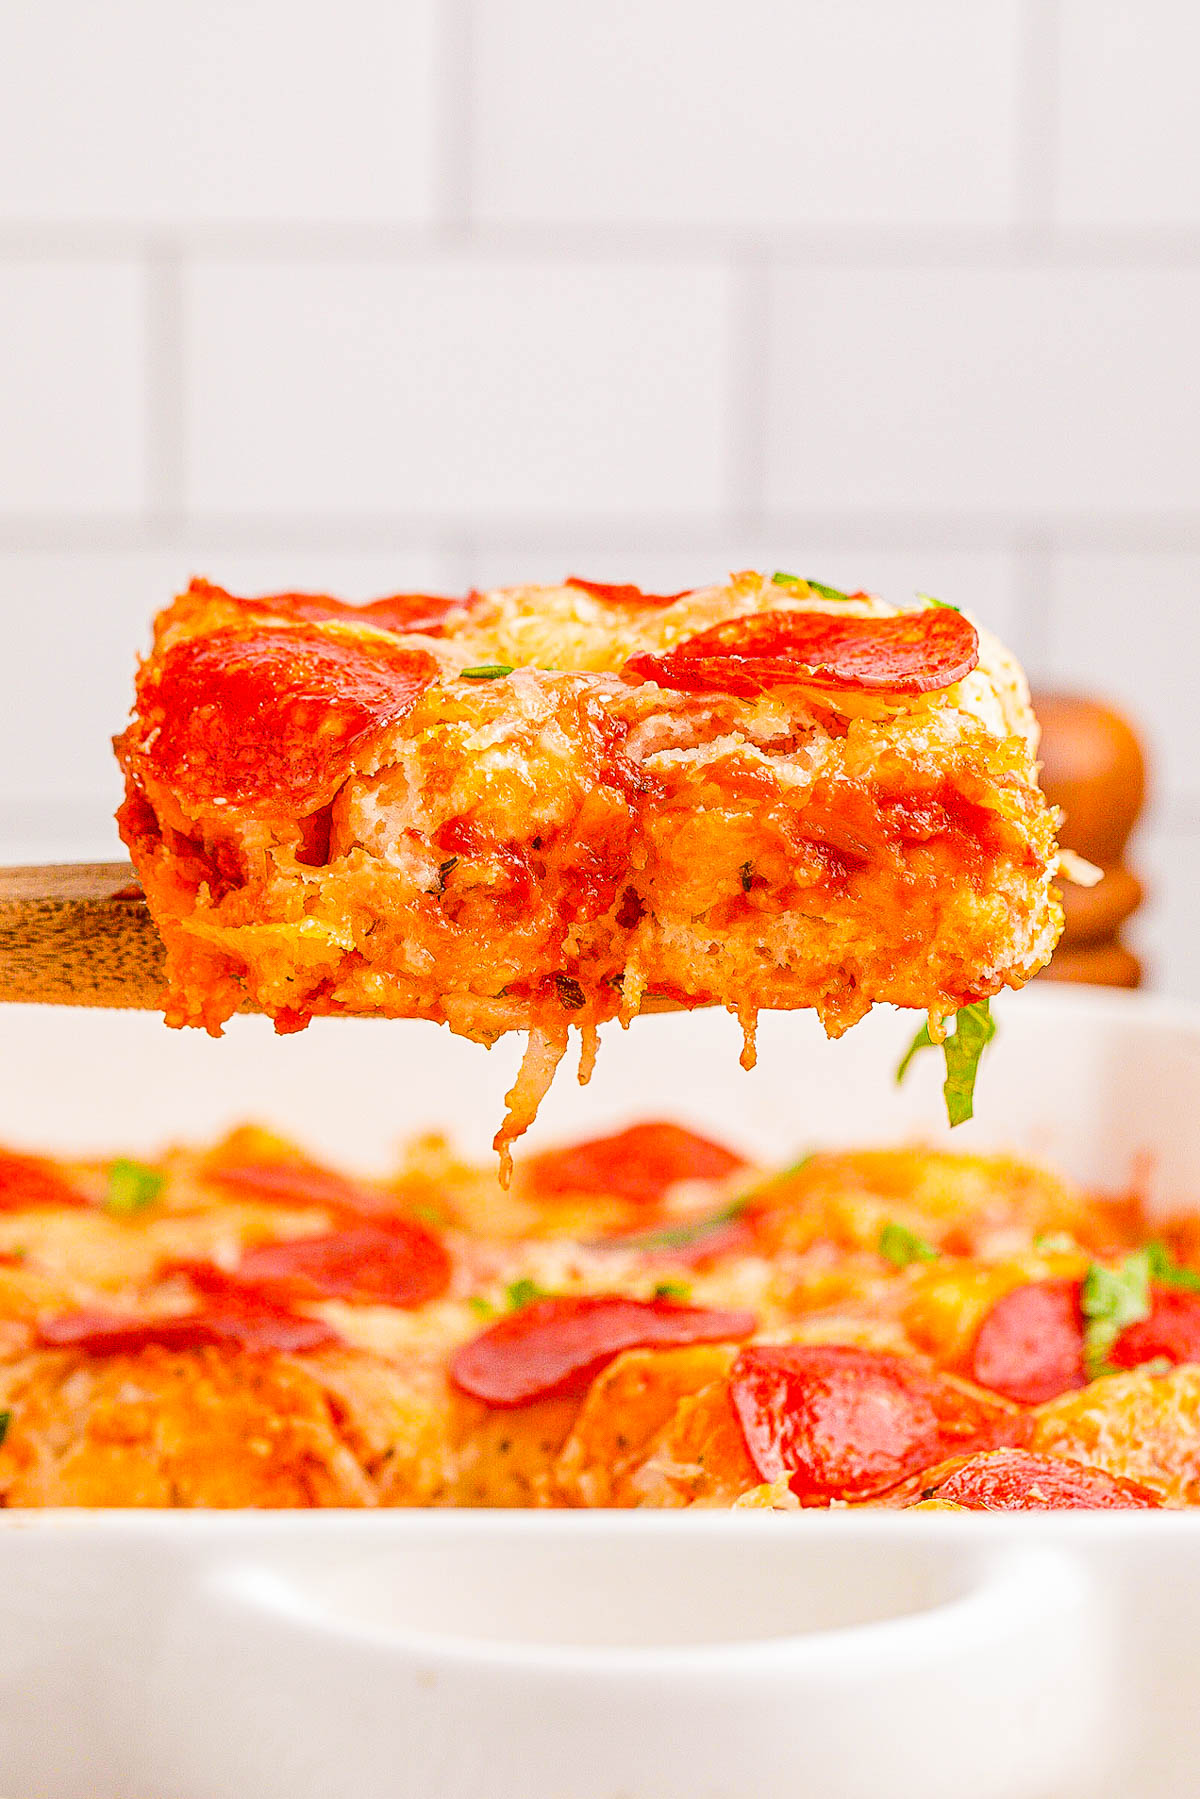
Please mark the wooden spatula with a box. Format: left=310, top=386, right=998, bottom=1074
left=0, top=863, right=167, bottom=1009
left=0, top=863, right=689, bottom=1018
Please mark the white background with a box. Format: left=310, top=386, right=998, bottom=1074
left=0, top=1, right=1195, bottom=992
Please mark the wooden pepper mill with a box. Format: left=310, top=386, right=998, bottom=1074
left=1032, top=692, right=1147, bottom=988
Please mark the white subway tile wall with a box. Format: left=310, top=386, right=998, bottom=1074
left=0, top=0, right=1193, bottom=995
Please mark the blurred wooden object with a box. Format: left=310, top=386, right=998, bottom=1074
left=1033, top=692, right=1147, bottom=988
left=0, top=863, right=166, bottom=1009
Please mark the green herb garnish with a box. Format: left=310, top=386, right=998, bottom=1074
left=0, top=1410, right=10, bottom=1448
left=613, top=1198, right=747, bottom=1254
left=755, top=1153, right=815, bottom=1190
left=879, top=1222, right=939, bottom=1268
left=896, top=1000, right=995, bottom=1127
left=1144, top=1240, right=1200, bottom=1293
left=105, top=1158, right=165, bottom=1216
left=653, top=1280, right=692, bottom=1302
left=1034, top=1232, right=1079, bottom=1255
left=505, top=1278, right=546, bottom=1311
left=407, top=1199, right=447, bottom=1228
left=461, top=664, right=514, bottom=680
left=468, top=1295, right=496, bottom=1318
left=917, top=592, right=961, bottom=613
left=1081, top=1251, right=1151, bottom=1380
left=770, top=572, right=850, bottom=602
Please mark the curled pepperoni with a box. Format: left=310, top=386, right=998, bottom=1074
left=0, top=1148, right=86, bottom=1211
left=730, top=1344, right=1027, bottom=1505
left=204, top=1159, right=403, bottom=1223
left=449, top=1294, right=756, bottom=1408
left=180, top=1221, right=451, bottom=1310
left=137, top=625, right=437, bottom=810
left=916, top=1448, right=1161, bottom=1511
left=189, top=578, right=472, bottom=637
left=1111, top=1288, right=1200, bottom=1369
left=526, top=1122, right=746, bottom=1207
left=969, top=1280, right=1086, bottom=1405
left=566, top=577, right=691, bottom=608
left=625, top=607, right=979, bottom=700
left=36, top=1306, right=338, bottom=1356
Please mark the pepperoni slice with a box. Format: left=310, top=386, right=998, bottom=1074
left=255, top=592, right=468, bottom=636
left=969, top=1280, right=1086, bottom=1405
left=204, top=1159, right=402, bottom=1223
left=180, top=1221, right=451, bottom=1310
left=917, top=1448, right=1161, bottom=1511
left=624, top=608, right=979, bottom=700
left=566, top=577, right=691, bottom=608
left=138, top=625, right=437, bottom=810
left=526, top=1122, right=746, bottom=1208
left=729, top=1344, right=1027, bottom=1505
left=189, top=578, right=471, bottom=637
left=36, top=1306, right=337, bottom=1356
left=449, top=1294, right=756, bottom=1408
left=1111, top=1287, right=1200, bottom=1369
left=0, top=1148, right=87, bottom=1211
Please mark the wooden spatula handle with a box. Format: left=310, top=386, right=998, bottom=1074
left=0, top=862, right=167, bottom=1009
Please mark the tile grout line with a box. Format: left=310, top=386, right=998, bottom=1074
left=7, top=221, right=1200, bottom=268
left=143, top=235, right=186, bottom=533
left=1011, top=531, right=1056, bottom=672
left=1014, top=0, right=1061, bottom=245
left=432, top=0, right=476, bottom=234
left=3, top=512, right=1200, bottom=557
left=727, top=246, right=772, bottom=530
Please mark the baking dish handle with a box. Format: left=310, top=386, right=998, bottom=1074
left=140, top=1535, right=1113, bottom=1799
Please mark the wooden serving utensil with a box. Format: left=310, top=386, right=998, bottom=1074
left=0, top=863, right=167, bottom=1010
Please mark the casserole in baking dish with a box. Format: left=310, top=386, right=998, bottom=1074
left=1, top=986, right=1200, bottom=1797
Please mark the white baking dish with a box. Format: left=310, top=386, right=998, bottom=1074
left=1, top=986, right=1199, bottom=1799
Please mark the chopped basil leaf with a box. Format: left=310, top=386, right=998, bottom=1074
left=461, top=664, right=514, bottom=680
left=917, top=592, right=961, bottom=613
left=1034, top=1231, right=1079, bottom=1255
left=105, top=1158, right=165, bottom=1216
left=747, top=1153, right=815, bottom=1199
left=505, top=1277, right=546, bottom=1312
left=770, top=573, right=850, bottom=602
left=1144, top=1240, right=1200, bottom=1293
left=653, top=1279, right=692, bottom=1301
left=468, top=1295, right=496, bottom=1318
left=614, top=1198, right=747, bottom=1253
left=942, top=1003, right=995, bottom=1126
left=895, top=1001, right=995, bottom=1128
left=1081, top=1251, right=1152, bottom=1380
left=879, top=1222, right=939, bottom=1268
left=895, top=1021, right=933, bottom=1085
left=0, top=1409, right=9, bottom=1448
left=407, top=1199, right=446, bottom=1228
